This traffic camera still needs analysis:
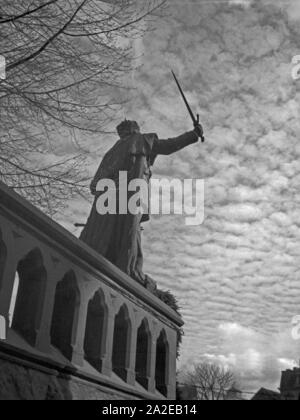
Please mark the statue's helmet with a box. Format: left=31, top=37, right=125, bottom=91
left=117, top=120, right=140, bottom=138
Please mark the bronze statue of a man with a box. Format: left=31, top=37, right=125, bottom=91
left=80, top=120, right=203, bottom=286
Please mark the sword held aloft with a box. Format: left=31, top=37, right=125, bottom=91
left=172, top=70, right=205, bottom=143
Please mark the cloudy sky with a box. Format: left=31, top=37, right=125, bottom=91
left=60, top=0, right=300, bottom=394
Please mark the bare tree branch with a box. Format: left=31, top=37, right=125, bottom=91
left=0, top=0, right=59, bottom=24
left=0, top=0, right=167, bottom=214
left=183, top=363, right=236, bottom=401
left=7, top=0, right=89, bottom=71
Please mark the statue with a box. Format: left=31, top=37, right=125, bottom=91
left=80, top=119, right=204, bottom=287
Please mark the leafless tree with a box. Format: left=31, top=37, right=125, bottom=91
left=183, top=363, right=236, bottom=401
left=0, top=0, right=166, bottom=215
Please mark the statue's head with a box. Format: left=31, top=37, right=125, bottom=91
left=117, top=120, right=140, bottom=138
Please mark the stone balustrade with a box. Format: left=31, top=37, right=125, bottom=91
left=0, top=181, right=183, bottom=400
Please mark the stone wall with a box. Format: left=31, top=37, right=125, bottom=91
left=0, top=181, right=183, bottom=400
left=0, top=348, right=148, bottom=400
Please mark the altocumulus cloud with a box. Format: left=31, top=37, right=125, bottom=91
left=128, top=0, right=300, bottom=392
left=58, top=0, right=300, bottom=392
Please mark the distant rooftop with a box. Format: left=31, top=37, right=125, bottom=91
left=252, top=388, right=281, bottom=401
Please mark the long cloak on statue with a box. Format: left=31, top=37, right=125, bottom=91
left=80, top=130, right=198, bottom=284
